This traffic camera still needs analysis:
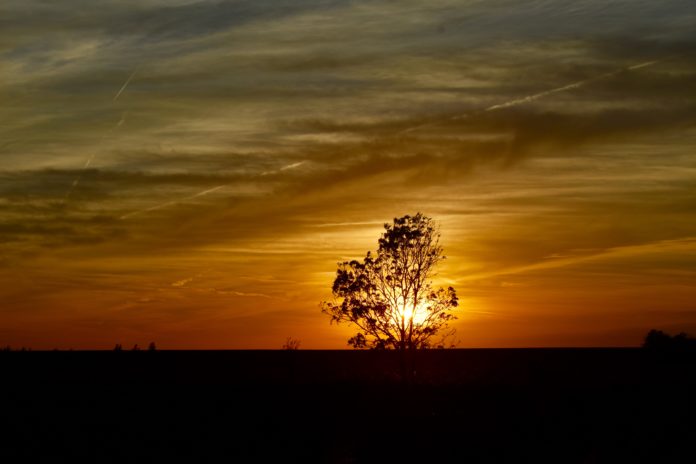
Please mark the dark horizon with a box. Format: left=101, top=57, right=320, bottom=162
left=4, top=331, right=694, bottom=462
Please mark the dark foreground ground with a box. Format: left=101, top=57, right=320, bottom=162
left=1, top=348, right=695, bottom=463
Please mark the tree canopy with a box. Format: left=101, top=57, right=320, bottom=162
left=322, top=213, right=458, bottom=350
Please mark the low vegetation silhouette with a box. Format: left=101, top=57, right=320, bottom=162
left=1, top=346, right=32, bottom=351
left=112, top=342, right=157, bottom=351
left=322, top=213, right=459, bottom=351
left=643, top=329, right=696, bottom=351
left=282, top=337, right=301, bottom=350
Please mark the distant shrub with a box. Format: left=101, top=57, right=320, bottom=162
left=114, top=344, right=123, bottom=351
left=282, top=337, right=301, bottom=350
left=643, top=329, right=696, bottom=351
left=148, top=342, right=157, bottom=351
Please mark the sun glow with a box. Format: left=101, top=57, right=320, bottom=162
left=397, top=300, right=429, bottom=326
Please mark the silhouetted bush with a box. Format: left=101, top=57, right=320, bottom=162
left=148, top=342, right=157, bottom=351
left=114, top=344, right=123, bottom=351
left=282, top=337, right=301, bottom=350
left=643, top=329, right=696, bottom=351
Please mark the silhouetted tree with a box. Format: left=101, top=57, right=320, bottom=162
left=114, top=344, right=123, bottom=351
left=148, top=342, right=157, bottom=351
left=132, top=344, right=140, bottom=351
left=672, top=332, right=696, bottom=350
left=282, top=337, right=301, bottom=350
left=644, top=329, right=696, bottom=351
left=322, top=213, right=459, bottom=351
left=643, top=329, right=671, bottom=350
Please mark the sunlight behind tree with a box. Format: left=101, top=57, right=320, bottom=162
left=322, top=213, right=459, bottom=350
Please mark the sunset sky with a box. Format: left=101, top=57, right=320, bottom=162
left=2, top=0, right=695, bottom=349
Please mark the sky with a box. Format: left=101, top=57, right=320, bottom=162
left=1, top=0, right=695, bottom=349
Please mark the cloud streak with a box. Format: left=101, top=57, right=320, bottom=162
left=457, top=237, right=696, bottom=283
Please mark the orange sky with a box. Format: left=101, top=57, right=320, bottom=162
left=1, top=0, right=696, bottom=349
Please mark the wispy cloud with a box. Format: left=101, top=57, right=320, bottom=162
left=63, top=67, right=137, bottom=202
left=171, top=277, right=194, bottom=288
left=399, top=58, right=665, bottom=135
left=482, top=60, right=663, bottom=112
left=458, top=237, right=696, bottom=283
left=2, top=0, right=695, bottom=348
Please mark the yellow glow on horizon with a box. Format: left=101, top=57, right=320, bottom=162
left=2, top=0, right=695, bottom=350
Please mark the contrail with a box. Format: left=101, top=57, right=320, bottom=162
left=310, top=221, right=385, bottom=228
left=63, top=66, right=137, bottom=202
left=455, top=236, right=696, bottom=283
left=399, top=59, right=662, bottom=135
left=120, top=160, right=307, bottom=219
left=63, top=113, right=127, bottom=201
left=483, top=59, right=660, bottom=112
left=63, top=153, right=96, bottom=200
left=119, top=184, right=227, bottom=220
left=119, top=59, right=663, bottom=218
left=280, top=161, right=305, bottom=171
left=113, top=69, right=138, bottom=102
left=261, top=160, right=306, bottom=176
left=626, top=60, right=661, bottom=71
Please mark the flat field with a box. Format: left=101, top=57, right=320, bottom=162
left=1, top=349, right=694, bottom=462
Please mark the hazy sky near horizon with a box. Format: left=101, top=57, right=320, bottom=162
left=2, top=0, right=696, bottom=349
